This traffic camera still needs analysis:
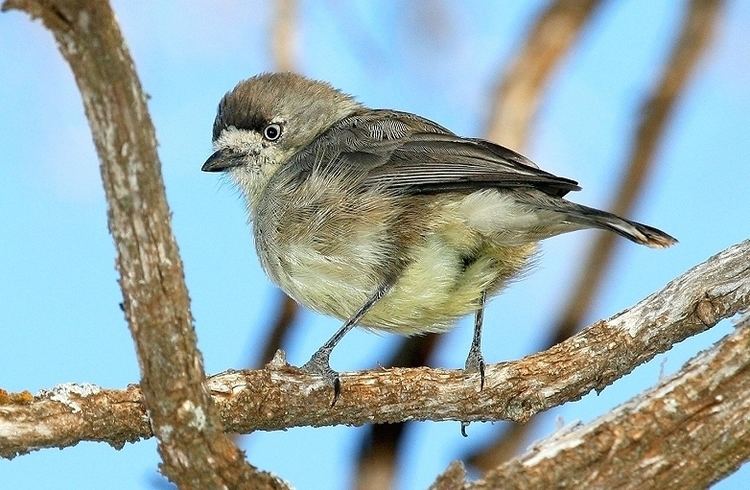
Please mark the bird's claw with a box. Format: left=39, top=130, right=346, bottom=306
left=302, top=350, right=341, bottom=406
left=464, top=347, right=486, bottom=391
left=460, top=421, right=471, bottom=437
left=460, top=346, right=486, bottom=436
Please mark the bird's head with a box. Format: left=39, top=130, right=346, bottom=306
left=202, top=72, right=361, bottom=204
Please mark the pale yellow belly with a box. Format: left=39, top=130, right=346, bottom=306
left=276, top=235, right=536, bottom=335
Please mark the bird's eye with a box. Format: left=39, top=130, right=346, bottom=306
left=263, top=123, right=282, bottom=141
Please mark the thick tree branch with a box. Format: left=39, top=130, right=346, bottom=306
left=1, top=1, right=285, bottom=488
left=437, top=313, right=750, bottom=488
left=2, top=240, right=748, bottom=458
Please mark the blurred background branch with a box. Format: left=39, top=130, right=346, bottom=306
left=485, top=0, right=605, bottom=151
left=467, top=0, right=724, bottom=472
left=271, top=0, right=297, bottom=73
left=355, top=333, right=440, bottom=490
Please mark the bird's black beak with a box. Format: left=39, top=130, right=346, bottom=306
left=201, top=149, right=244, bottom=172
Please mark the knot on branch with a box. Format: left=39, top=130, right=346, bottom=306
left=695, top=297, right=719, bottom=327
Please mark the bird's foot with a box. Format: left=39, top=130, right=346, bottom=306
left=462, top=293, right=486, bottom=436
left=460, top=347, right=485, bottom=437
left=301, top=349, right=341, bottom=407
left=464, top=346, right=486, bottom=391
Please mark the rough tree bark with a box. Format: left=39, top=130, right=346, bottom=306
left=1, top=1, right=286, bottom=488
left=434, top=313, right=750, bottom=489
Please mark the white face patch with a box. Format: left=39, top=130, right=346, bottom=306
left=214, top=126, right=264, bottom=153
left=214, top=127, right=290, bottom=210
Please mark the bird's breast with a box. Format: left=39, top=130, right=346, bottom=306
left=252, top=185, right=538, bottom=334
left=252, top=182, right=401, bottom=321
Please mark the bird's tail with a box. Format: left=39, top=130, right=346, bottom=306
left=559, top=203, right=677, bottom=249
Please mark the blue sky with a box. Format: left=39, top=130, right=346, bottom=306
left=1, top=1, right=749, bottom=488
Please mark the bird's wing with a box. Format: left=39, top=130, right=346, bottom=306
left=287, top=110, right=581, bottom=198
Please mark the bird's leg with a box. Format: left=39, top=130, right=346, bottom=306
left=465, top=290, right=487, bottom=390
left=302, top=282, right=392, bottom=406
left=461, top=290, right=487, bottom=437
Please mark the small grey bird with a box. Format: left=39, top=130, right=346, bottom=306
left=203, top=72, right=676, bottom=400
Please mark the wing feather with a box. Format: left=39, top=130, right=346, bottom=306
left=285, top=110, right=580, bottom=198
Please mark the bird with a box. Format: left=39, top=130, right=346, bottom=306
left=202, top=72, right=676, bottom=402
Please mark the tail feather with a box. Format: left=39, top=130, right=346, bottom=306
left=563, top=204, right=677, bottom=249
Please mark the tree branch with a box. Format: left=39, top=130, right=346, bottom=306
left=2, top=0, right=286, bottom=487
left=438, top=313, right=750, bottom=488
left=2, top=240, right=748, bottom=458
